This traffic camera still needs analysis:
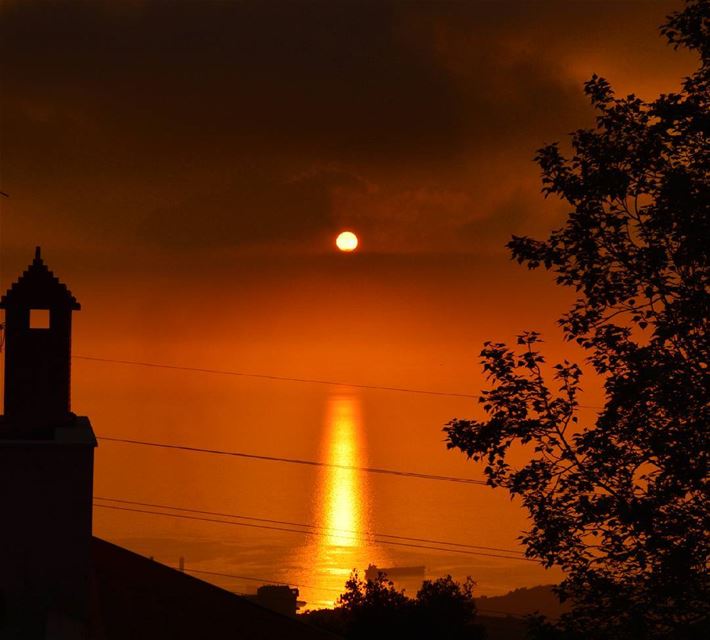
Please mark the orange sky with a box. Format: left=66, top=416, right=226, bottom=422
left=0, top=0, right=700, bottom=607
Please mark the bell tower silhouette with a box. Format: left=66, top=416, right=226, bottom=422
left=1, top=246, right=80, bottom=436
left=0, top=247, right=96, bottom=638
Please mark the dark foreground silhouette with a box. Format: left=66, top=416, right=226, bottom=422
left=303, top=572, right=488, bottom=640
left=445, top=2, right=709, bottom=638
left=91, top=538, right=336, bottom=640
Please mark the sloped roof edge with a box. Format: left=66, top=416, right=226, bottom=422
left=91, top=537, right=341, bottom=640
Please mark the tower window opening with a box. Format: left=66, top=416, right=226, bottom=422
left=29, top=309, right=50, bottom=329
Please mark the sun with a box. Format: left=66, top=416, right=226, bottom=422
left=335, top=231, right=358, bottom=252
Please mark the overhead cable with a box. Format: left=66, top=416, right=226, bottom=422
left=97, top=436, right=490, bottom=486
left=75, top=355, right=478, bottom=399
left=94, top=503, right=536, bottom=563
left=95, top=495, right=525, bottom=556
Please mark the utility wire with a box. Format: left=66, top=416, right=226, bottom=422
left=97, top=436, right=489, bottom=486
left=187, top=569, right=530, bottom=617
left=179, top=569, right=532, bottom=617
left=94, top=503, right=536, bottom=562
left=182, top=568, right=340, bottom=594
left=74, top=355, right=478, bottom=399
left=105, top=544, right=534, bottom=615
left=74, top=354, right=602, bottom=409
left=94, top=496, right=525, bottom=556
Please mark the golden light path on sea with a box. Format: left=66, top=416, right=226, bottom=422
left=298, top=393, right=388, bottom=609
left=322, top=395, right=363, bottom=547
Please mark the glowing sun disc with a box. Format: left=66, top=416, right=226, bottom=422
left=336, top=231, right=358, bottom=252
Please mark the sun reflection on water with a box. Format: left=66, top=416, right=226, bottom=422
left=296, top=392, right=388, bottom=609
left=322, top=395, right=365, bottom=547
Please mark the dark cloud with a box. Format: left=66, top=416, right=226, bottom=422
left=1, top=1, right=464, bottom=164
left=0, top=0, right=694, bottom=255
left=139, top=166, right=366, bottom=249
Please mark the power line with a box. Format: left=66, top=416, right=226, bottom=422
left=94, top=503, right=536, bottom=563
left=168, top=569, right=532, bottom=616
left=187, top=569, right=530, bottom=617
left=99, top=542, right=535, bottom=616
left=105, top=544, right=535, bottom=615
left=74, top=354, right=602, bottom=409
left=98, top=541, right=341, bottom=594
left=74, top=355, right=478, bottom=399
left=183, top=568, right=340, bottom=594
left=113, top=544, right=536, bottom=616
left=97, top=436, right=490, bottom=486
left=94, top=496, right=525, bottom=556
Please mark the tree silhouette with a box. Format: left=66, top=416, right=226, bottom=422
left=336, top=570, right=413, bottom=638
left=445, top=1, right=709, bottom=638
left=414, top=575, right=482, bottom=639
left=324, top=571, right=483, bottom=639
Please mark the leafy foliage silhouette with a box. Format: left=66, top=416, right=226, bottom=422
left=445, top=2, right=709, bottom=638
left=414, top=575, right=481, bottom=639
left=321, top=571, right=484, bottom=639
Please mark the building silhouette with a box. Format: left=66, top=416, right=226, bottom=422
left=0, top=247, right=96, bottom=638
left=247, top=585, right=301, bottom=617
left=0, top=248, right=338, bottom=640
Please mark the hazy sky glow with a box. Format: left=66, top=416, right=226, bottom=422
left=0, top=0, right=700, bottom=607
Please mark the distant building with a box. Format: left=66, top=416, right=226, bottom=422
left=246, top=585, right=301, bottom=617
left=0, top=248, right=338, bottom=640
